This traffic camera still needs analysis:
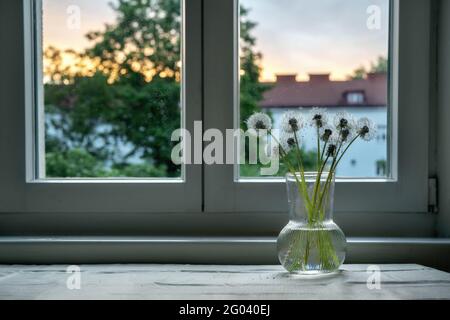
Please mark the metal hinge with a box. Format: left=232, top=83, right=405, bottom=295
left=428, top=178, right=438, bottom=214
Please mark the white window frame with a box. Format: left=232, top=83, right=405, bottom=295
left=0, top=0, right=436, bottom=238
left=0, top=0, right=203, bottom=213
left=204, top=0, right=430, bottom=215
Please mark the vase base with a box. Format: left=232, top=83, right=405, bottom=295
left=277, top=223, right=347, bottom=274
left=291, top=269, right=338, bottom=275
left=284, top=269, right=342, bottom=279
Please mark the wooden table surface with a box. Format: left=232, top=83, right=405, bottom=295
left=0, top=264, right=449, bottom=300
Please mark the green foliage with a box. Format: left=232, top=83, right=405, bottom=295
left=45, top=72, right=181, bottom=177
left=239, top=6, right=272, bottom=130
left=46, top=149, right=108, bottom=178
left=370, top=56, right=388, bottom=73
left=46, top=149, right=169, bottom=178
left=351, top=66, right=367, bottom=80
left=86, top=0, right=181, bottom=81
left=350, top=55, right=388, bottom=79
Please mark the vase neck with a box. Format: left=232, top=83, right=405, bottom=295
left=286, top=171, right=335, bottom=224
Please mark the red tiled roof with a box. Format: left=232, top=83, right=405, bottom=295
left=260, top=73, right=388, bottom=108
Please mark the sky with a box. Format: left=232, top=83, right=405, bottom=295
left=43, top=0, right=390, bottom=81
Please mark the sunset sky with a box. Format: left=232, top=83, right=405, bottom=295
left=43, top=0, right=390, bottom=81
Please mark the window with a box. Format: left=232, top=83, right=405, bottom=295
left=3, top=0, right=203, bottom=213
left=346, top=92, right=366, bottom=105
left=41, top=0, right=182, bottom=179
left=203, top=0, right=430, bottom=215
left=0, top=0, right=432, bottom=237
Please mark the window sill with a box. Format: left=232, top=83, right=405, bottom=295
left=0, top=237, right=449, bottom=272
left=1, top=264, right=449, bottom=300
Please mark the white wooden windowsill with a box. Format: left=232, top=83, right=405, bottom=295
left=0, top=264, right=449, bottom=300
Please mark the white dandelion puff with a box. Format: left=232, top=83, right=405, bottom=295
left=339, top=127, right=356, bottom=144
left=319, top=125, right=334, bottom=143
left=334, top=111, right=356, bottom=131
left=326, top=132, right=340, bottom=157
left=246, top=112, right=272, bottom=136
left=309, top=107, right=328, bottom=128
left=280, top=110, right=304, bottom=133
left=328, top=132, right=340, bottom=146
left=279, top=132, right=299, bottom=152
left=357, top=117, right=377, bottom=141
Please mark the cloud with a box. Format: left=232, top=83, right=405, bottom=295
left=241, top=0, right=390, bottom=80
left=43, top=0, right=390, bottom=81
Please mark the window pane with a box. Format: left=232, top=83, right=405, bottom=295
left=40, top=0, right=182, bottom=178
left=239, top=0, right=390, bottom=178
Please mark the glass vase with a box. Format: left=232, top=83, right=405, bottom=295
left=277, top=172, right=347, bottom=274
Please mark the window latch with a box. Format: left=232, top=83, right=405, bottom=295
left=428, top=178, right=438, bottom=214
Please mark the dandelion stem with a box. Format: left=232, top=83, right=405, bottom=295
left=268, top=131, right=312, bottom=210
left=293, top=131, right=313, bottom=216
left=320, top=141, right=328, bottom=163
left=332, top=134, right=361, bottom=171
left=317, top=127, right=321, bottom=171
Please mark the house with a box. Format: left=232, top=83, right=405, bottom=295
left=258, top=72, right=389, bottom=178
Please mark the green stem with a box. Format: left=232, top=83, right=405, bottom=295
left=268, top=131, right=312, bottom=211
left=304, top=236, right=311, bottom=269
left=315, top=131, right=347, bottom=212
left=332, top=134, right=361, bottom=171
left=292, top=131, right=313, bottom=216
left=293, top=131, right=306, bottom=176
left=312, top=129, right=324, bottom=213
left=312, top=155, right=330, bottom=215
left=317, top=160, right=337, bottom=214
left=316, top=127, right=321, bottom=171
left=320, top=140, right=328, bottom=163
left=316, top=135, right=361, bottom=212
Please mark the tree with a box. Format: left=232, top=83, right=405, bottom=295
left=86, top=0, right=181, bottom=83
left=370, top=56, right=388, bottom=73
left=237, top=7, right=318, bottom=177
left=44, top=1, right=267, bottom=178
left=349, top=56, right=388, bottom=80
left=351, top=66, right=367, bottom=80
left=45, top=0, right=182, bottom=177
left=239, top=6, right=271, bottom=130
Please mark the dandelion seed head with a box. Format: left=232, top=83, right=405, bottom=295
left=246, top=113, right=272, bottom=136
left=280, top=111, right=304, bottom=133
left=357, top=117, right=377, bottom=141
left=327, top=144, right=337, bottom=158
left=279, top=132, right=300, bottom=152
left=320, top=125, right=334, bottom=143
left=340, top=127, right=355, bottom=143
left=334, top=111, right=356, bottom=131
left=309, top=107, right=328, bottom=128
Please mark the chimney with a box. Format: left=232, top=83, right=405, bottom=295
left=308, top=74, right=330, bottom=84
left=276, top=74, right=297, bottom=84
left=367, top=72, right=387, bottom=81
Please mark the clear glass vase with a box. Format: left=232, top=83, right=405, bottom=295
left=277, top=172, right=347, bottom=274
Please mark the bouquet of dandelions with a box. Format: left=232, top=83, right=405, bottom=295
left=247, top=108, right=377, bottom=272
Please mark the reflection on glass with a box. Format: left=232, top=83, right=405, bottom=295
left=41, top=0, right=182, bottom=178
left=239, top=0, right=390, bottom=178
